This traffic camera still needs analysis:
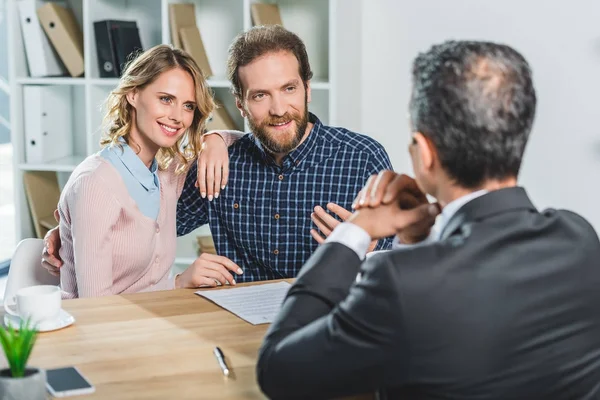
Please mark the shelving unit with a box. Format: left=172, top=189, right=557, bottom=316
left=7, top=0, right=337, bottom=266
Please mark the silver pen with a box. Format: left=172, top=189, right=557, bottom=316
left=213, top=346, right=230, bottom=377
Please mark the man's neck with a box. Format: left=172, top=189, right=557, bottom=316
left=435, top=177, right=518, bottom=208
left=272, top=121, right=314, bottom=165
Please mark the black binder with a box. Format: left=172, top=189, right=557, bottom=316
left=94, top=20, right=143, bottom=77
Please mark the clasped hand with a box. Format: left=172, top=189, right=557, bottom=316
left=311, top=171, right=440, bottom=245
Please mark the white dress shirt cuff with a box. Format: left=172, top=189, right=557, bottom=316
left=325, top=222, right=372, bottom=260
left=390, top=229, right=436, bottom=250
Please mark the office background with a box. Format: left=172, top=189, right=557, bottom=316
left=339, top=0, right=600, bottom=231
left=2, top=0, right=599, bottom=272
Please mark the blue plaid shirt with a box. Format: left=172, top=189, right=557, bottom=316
left=177, top=113, right=393, bottom=282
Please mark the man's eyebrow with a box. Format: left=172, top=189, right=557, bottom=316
left=247, top=88, right=265, bottom=96
left=247, top=79, right=302, bottom=97
left=280, top=79, right=300, bottom=89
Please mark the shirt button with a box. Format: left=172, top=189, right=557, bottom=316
left=233, top=203, right=239, bottom=209
left=278, top=175, right=284, bottom=181
left=274, top=213, right=280, bottom=220
left=155, top=256, right=159, bottom=263
left=156, top=226, right=160, bottom=233
left=273, top=249, right=279, bottom=255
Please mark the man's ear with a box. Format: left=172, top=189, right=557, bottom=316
left=413, top=132, right=436, bottom=171
left=235, top=97, right=247, bottom=118
left=306, top=80, right=312, bottom=104
left=125, top=89, right=138, bottom=108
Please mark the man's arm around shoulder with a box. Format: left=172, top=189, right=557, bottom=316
left=176, top=162, right=209, bottom=236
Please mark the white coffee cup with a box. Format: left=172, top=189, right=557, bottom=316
left=4, top=285, right=61, bottom=324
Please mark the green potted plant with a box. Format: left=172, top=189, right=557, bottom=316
left=0, top=319, right=46, bottom=400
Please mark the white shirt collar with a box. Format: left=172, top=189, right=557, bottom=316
left=391, top=189, right=488, bottom=248
left=433, top=189, right=488, bottom=240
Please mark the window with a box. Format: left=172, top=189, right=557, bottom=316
left=0, top=0, right=15, bottom=265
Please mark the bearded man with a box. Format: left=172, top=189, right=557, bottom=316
left=43, top=25, right=394, bottom=284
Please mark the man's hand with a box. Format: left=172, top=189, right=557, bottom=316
left=310, top=203, right=378, bottom=252
left=175, top=253, right=244, bottom=288
left=352, top=171, right=440, bottom=244
left=352, top=171, right=429, bottom=211
left=349, top=201, right=439, bottom=242
left=42, top=210, right=62, bottom=276
left=196, top=133, right=230, bottom=201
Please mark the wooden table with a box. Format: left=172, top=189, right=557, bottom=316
left=3, top=281, right=373, bottom=399
left=18, top=282, right=282, bottom=399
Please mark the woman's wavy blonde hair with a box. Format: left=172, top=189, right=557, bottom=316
left=100, top=44, right=214, bottom=173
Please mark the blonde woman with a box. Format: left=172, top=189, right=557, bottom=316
left=57, top=45, right=239, bottom=298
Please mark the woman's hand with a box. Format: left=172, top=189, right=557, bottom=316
left=175, top=253, right=243, bottom=288
left=196, top=133, right=230, bottom=200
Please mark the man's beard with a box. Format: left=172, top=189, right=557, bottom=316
left=247, top=97, right=309, bottom=155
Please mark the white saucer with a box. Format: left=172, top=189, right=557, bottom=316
left=3, top=309, right=75, bottom=332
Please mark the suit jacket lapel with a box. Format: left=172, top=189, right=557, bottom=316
left=439, top=187, right=537, bottom=241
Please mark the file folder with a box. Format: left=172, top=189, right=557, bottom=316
left=23, top=85, right=73, bottom=164
left=251, top=3, right=283, bottom=26
left=37, top=2, right=84, bottom=77
left=17, top=0, right=66, bottom=77
left=179, top=25, right=213, bottom=77
left=169, top=3, right=197, bottom=49
left=112, top=25, right=143, bottom=75
left=23, top=171, right=61, bottom=239
left=94, top=20, right=142, bottom=77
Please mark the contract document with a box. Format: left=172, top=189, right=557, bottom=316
left=195, top=281, right=292, bottom=325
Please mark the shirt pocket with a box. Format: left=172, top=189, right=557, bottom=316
left=212, top=194, right=265, bottom=252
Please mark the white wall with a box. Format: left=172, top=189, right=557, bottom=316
left=355, top=0, right=600, bottom=229
left=332, top=0, right=362, bottom=133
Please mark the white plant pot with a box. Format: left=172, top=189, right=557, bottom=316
left=0, top=367, right=46, bottom=400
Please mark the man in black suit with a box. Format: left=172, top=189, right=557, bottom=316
left=256, top=40, right=600, bottom=399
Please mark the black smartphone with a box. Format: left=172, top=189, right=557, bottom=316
left=46, top=367, right=95, bottom=397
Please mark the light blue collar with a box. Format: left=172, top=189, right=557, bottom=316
left=109, top=138, right=159, bottom=192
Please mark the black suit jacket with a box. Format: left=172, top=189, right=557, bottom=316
left=257, top=187, right=600, bottom=399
